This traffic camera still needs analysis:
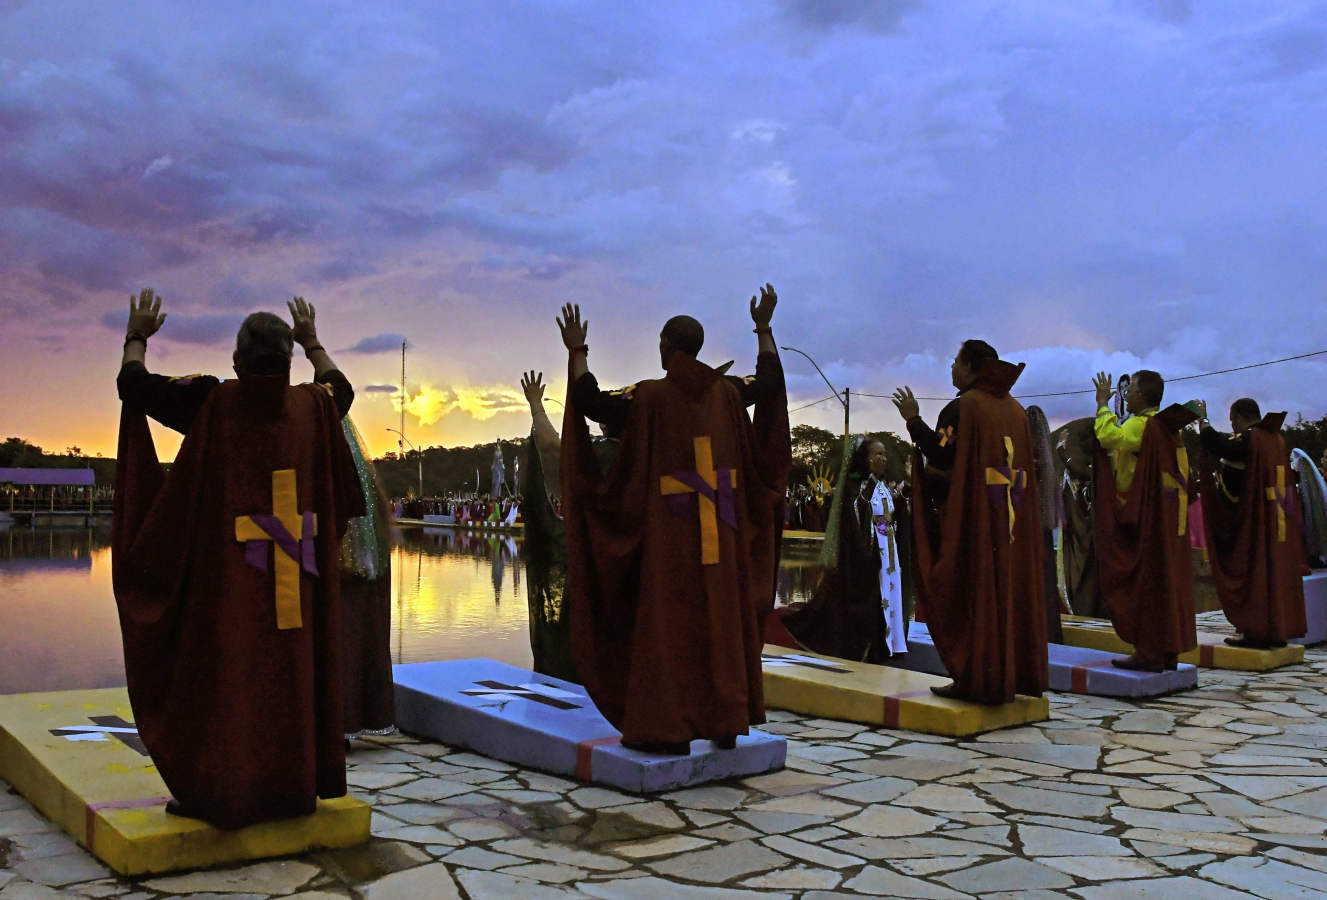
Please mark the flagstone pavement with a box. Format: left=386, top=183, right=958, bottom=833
left=3, top=626, right=1325, bottom=898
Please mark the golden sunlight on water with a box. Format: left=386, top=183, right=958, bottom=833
left=390, top=528, right=534, bottom=670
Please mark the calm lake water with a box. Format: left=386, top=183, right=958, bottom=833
left=0, top=524, right=825, bottom=695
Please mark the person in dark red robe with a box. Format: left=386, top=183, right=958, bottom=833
left=113, top=290, right=363, bottom=829
left=1091, top=370, right=1198, bottom=672
left=557, top=285, right=791, bottom=755
left=1197, top=398, right=1307, bottom=648
left=893, top=345, right=1049, bottom=703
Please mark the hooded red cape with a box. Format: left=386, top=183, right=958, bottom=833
left=1094, top=407, right=1198, bottom=660
left=1199, top=414, right=1307, bottom=643
left=112, top=374, right=363, bottom=828
left=561, top=353, right=790, bottom=745
left=909, top=361, right=1048, bottom=703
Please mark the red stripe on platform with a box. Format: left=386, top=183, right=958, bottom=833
left=1069, top=658, right=1119, bottom=693
left=84, top=796, right=170, bottom=853
left=1199, top=644, right=1215, bottom=667
left=883, top=690, right=934, bottom=728
left=574, top=736, right=620, bottom=781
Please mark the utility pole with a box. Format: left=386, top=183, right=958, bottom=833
left=400, top=341, right=406, bottom=450
left=781, top=345, right=851, bottom=438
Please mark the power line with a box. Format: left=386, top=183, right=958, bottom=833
left=841, top=347, right=1327, bottom=402
left=789, top=394, right=840, bottom=414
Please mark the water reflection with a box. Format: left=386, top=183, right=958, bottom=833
left=0, top=525, right=124, bottom=694
left=0, top=524, right=828, bottom=695
left=392, top=527, right=533, bottom=671
left=776, top=543, right=824, bottom=609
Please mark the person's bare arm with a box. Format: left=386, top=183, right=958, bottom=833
left=522, top=370, right=560, bottom=453
left=750, top=283, right=777, bottom=356
left=121, top=288, right=167, bottom=369
left=288, top=296, right=341, bottom=381
left=557, top=303, right=589, bottom=381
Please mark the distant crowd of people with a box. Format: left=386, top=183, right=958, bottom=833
left=394, top=494, right=520, bottom=525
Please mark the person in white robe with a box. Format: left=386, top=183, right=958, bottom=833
left=864, top=441, right=908, bottom=655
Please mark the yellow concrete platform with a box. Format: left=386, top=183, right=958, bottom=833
left=761, top=646, right=1049, bottom=737
left=0, top=688, right=370, bottom=876
left=1060, top=616, right=1305, bottom=672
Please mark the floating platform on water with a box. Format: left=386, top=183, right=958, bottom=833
left=1297, top=572, right=1327, bottom=646
left=761, top=645, right=1048, bottom=737
left=0, top=688, right=369, bottom=876
left=895, top=623, right=1197, bottom=698
left=393, top=659, right=785, bottom=794
left=1059, top=616, right=1305, bottom=671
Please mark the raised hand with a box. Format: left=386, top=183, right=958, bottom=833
left=288, top=296, right=318, bottom=349
left=750, top=283, right=777, bottom=328
left=891, top=386, right=920, bottom=421
left=126, top=288, right=167, bottom=338
left=1093, top=371, right=1113, bottom=409
left=556, top=303, right=588, bottom=350
left=521, top=370, right=545, bottom=405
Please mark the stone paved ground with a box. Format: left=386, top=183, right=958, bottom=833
left=3, top=625, right=1325, bottom=898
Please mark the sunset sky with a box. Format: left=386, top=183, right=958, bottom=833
left=3, top=1, right=1326, bottom=462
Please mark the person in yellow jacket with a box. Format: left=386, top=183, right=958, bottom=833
left=1092, top=369, right=1164, bottom=494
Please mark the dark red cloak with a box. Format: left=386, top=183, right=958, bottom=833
left=561, top=352, right=790, bottom=745
left=1094, top=407, right=1198, bottom=660
left=1199, top=415, right=1307, bottom=643
left=909, top=361, right=1049, bottom=703
left=113, top=374, right=363, bottom=829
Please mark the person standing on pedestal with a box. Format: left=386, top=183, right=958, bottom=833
left=1196, top=398, right=1306, bottom=649
left=113, top=290, right=363, bottom=828
left=893, top=343, right=1048, bottom=703
left=1091, top=370, right=1197, bottom=672
left=557, top=285, right=791, bottom=754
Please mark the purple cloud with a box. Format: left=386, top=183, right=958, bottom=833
left=344, top=334, right=408, bottom=354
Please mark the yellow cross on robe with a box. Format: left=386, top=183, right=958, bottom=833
left=985, top=436, right=1026, bottom=543
left=660, top=436, right=737, bottom=566
left=235, top=469, right=318, bottom=630
left=1160, top=447, right=1191, bottom=536
left=1265, top=464, right=1288, bottom=543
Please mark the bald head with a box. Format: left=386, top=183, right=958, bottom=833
left=659, top=315, right=704, bottom=366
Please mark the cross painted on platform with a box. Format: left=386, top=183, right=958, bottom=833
left=235, top=468, right=318, bottom=630
left=985, top=435, right=1027, bottom=542
left=460, top=679, right=584, bottom=710
left=50, top=715, right=150, bottom=756
left=660, top=436, right=738, bottom=566
left=761, top=652, right=852, bottom=674
left=1161, top=448, right=1192, bottom=537
left=1265, top=464, right=1291, bottom=543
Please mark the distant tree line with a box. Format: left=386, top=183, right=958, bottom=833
left=790, top=424, right=913, bottom=491
left=0, top=437, right=117, bottom=484
left=1284, top=414, right=1327, bottom=464
left=10, top=406, right=1327, bottom=500
left=373, top=437, right=530, bottom=499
